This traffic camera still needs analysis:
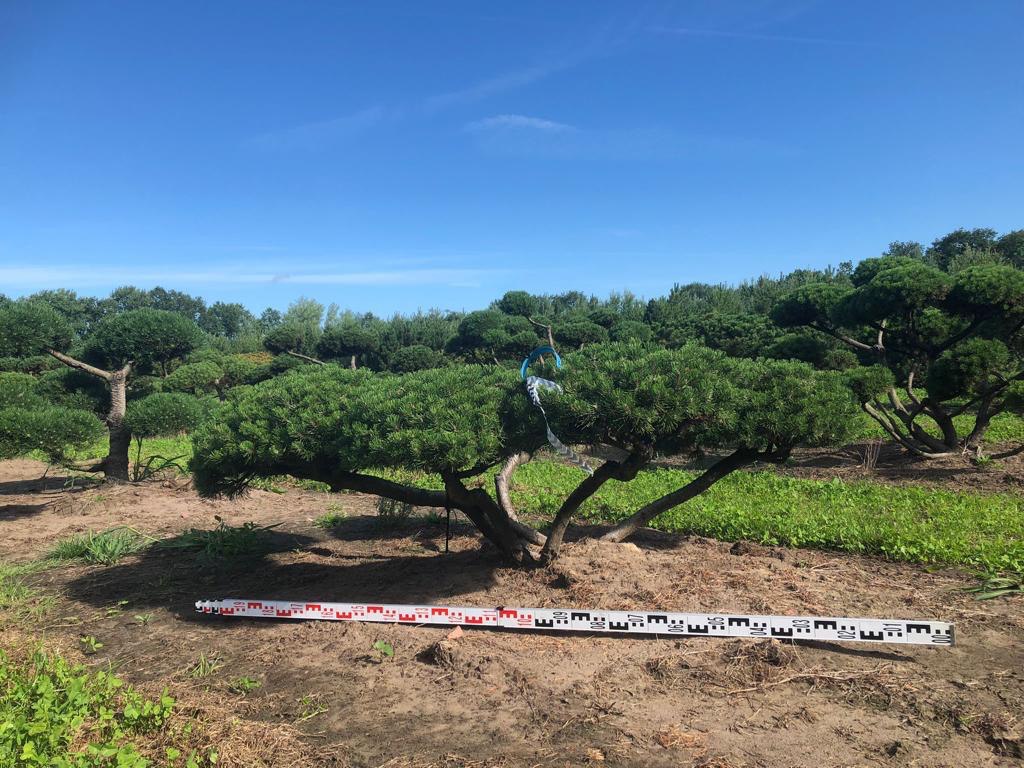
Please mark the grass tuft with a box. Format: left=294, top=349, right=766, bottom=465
left=157, top=517, right=280, bottom=560
left=46, top=528, right=147, bottom=566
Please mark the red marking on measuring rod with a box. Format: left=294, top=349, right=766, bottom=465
left=195, top=599, right=954, bottom=647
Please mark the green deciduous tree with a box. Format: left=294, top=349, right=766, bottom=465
left=926, top=228, right=997, bottom=271
left=772, top=257, right=1024, bottom=457
left=191, top=343, right=856, bottom=564
left=996, top=229, right=1024, bottom=269
left=446, top=310, right=541, bottom=363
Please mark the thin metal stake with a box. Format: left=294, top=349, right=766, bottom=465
left=444, top=490, right=451, bottom=553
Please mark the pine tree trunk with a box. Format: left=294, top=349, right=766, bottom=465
left=102, top=365, right=132, bottom=480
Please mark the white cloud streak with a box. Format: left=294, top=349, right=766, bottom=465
left=464, top=114, right=575, bottom=133
left=423, top=64, right=563, bottom=112
left=245, top=106, right=388, bottom=152
left=0, top=266, right=502, bottom=289
left=653, top=26, right=874, bottom=47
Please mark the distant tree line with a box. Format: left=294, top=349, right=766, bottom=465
left=0, top=226, right=1022, bottom=482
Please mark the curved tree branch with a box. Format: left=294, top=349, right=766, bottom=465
left=541, top=446, right=653, bottom=561
left=600, top=448, right=759, bottom=543
left=495, top=451, right=530, bottom=521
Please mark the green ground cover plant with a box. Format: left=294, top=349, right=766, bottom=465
left=0, top=647, right=200, bottom=767
left=507, top=460, right=1024, bottom=572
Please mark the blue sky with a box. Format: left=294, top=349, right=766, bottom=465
left=1, top=1, right=1022, bottom=315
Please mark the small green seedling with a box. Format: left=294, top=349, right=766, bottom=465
left=313, top=510, right=347, bottom=529
left=229, top=676, right=262, bottom=694
left=105, top=600, right=130, bottom=617
left=296, top=694, right=328, bottom=722
left=372, top=640, right=394, bottom=660
left=134, top=613, right=154, bottom=625
left=189, top=652, right=223, bottom=678
left=80, top=635, right=103, bottom=654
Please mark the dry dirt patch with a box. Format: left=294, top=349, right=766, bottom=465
left=1, top=459, right=1022, bottom=767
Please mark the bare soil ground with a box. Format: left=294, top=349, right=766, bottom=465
left=1, top=458, right=1022, bottom=767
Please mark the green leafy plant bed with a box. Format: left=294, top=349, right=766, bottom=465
left=0, top=647, right=210, bottom=767
left=509, top=461, right=1024, bottom=572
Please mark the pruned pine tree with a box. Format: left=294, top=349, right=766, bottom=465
left=191, top=343, right=856, bottom=564
left=772, top=258, right=1024, bottom=458
left=0, top=302, right=200, bottom=479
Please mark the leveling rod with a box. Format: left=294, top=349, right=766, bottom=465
left=196, top=599, right=954, bottom=646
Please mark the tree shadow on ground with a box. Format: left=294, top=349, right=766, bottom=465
left=60, top=534, right=503, bottom=627
left=319, top=512, right=477, bottom=545
left=0, top=473, right=101, bottom=495
left=0, top=502, right=51, bottom=520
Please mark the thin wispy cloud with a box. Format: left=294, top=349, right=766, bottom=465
left=466, top=120, right=795, bottom=161
left=465, top=114, right=575, bottom=133
left=244, top=10, right=645, bottom=151
left=653, top=25, right=874, bottom=47
left=0, top=266, right=504, bottom=289
left=424, top=64, right=560, bottom=112
left=245, top=106, right=388, bottom=152
left=422, top=13, right=639, bottom=113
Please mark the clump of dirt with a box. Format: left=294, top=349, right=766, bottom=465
left=1, top=458, right=1023, bottom=767
left=419, top=639, right=461, bottom=670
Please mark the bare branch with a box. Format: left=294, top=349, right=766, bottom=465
left=285, top=350, right=325, bottom=366
left=811, top=323, right=873, bottom=352
left=600, top=448, right=758, bottom=543
left=528, top=316, right=556, bottom=349
left=47, top=349, right=112, bottom=380
left=862, top=402, right=958, bottom=458
left=541, top=447, right=653, bottom=561
left=495, top=452, right=531, bottom=522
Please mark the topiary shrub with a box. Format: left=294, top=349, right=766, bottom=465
left=773, top=258, right=1024, bottom=458
left=124, top=392, right=207, bottom=480
left=0, top=372, right=104, bottom=463
left=191, top=343, right=857, bottom=564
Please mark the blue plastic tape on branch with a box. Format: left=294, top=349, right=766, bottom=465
left=519, top=345, right=561, bottom=380
left=521, top=346, right=593, bottom=475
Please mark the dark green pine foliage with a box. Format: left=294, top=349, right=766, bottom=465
left=772, top=257, right=1024, bottom=457
left=191, top=343, right=857, bottom=563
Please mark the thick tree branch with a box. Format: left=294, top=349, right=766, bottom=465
left=811, top=323, right=873, bottom=352
left=540, top=446, right=652, bottom=562
left=47, top=349, right=113, bottom=380
left=905, top=370, right=922, bottom=409
left=325, top=470, right=448, bottom=506
left=495, top=451, right=531, bottom=522
left=862, top=402, right=957, bottom=458
left=442, top=472, right=535, bottom=564
left=600, top=448, right=759, bottom=543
